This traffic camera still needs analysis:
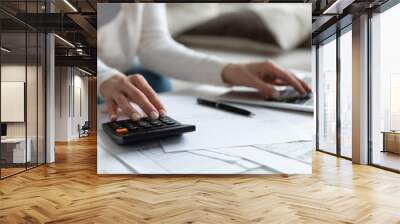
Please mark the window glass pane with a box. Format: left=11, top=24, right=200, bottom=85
left=1, top=20, right=28, bottom=177
left=38, top=32, right=45, bottom=165
left=27, top=31, right=38, bottom=169
left=26, top=0, right=40, bottom=169
left=371, top=3, right=400, bottom=171
left=0, top=0, right=46, bottom=179
left=318, top=37, right=337, bottom=154
left=340, top=29, right=352, bottom=158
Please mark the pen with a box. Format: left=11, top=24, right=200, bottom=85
left=197, top=98, right=254, bottom=117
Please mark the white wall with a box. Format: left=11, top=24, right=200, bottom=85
left=54, top=67, right=89, bottom=141
left=71, top=73, right=89, bottom=138
left=54, top=66, right=69, bottom=141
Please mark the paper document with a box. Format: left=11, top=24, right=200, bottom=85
left=98, top=129, right=251, bottom=174
left=160, top=117, right=311, bottom=152
left=99, top=130, right=169, bottom=174
left=208, top=146, right=311, bottom=174
left=255, top=141, right=312, bottom=164
left=97, top=145, right=133, bottom=174
left=158, top=94, right=312, bottom=152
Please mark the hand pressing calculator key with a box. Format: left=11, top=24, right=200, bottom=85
left=102, top=116, right=196, bottom=145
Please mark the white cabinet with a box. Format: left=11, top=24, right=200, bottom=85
left=1, top=138, right=32, bottom=163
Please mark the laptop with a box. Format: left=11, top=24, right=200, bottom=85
left=218, top=76, right=313, bottom=113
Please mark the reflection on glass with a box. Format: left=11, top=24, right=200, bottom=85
left=371, top=3, right=400, bottom=171
left=0, top=1, right=46, bottom=178
left=340, top=30, right=352, bottom=158
left=318, top=38, right=337, bottom=154
left=38, top=33, right=46, bottom=165
left=1, top=31, right=28, bottom=177
left=27, top=31, right=38, bottom=169
left=390, top=74, right=400, bottom=130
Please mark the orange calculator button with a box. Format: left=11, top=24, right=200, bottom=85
left=115, top=128, right=128, bottom=134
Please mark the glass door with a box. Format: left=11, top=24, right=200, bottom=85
left=317, top=36, right=337, bottom=155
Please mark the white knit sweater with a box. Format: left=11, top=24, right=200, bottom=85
left=97, top=3, right=227, bottom=93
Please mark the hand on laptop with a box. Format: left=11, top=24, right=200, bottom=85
left=221, top=60, right=312, bottom=99
left=100, top=74, right=166, bottom=121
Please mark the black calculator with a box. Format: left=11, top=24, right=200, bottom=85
left=102, top=116, right=196, bottom=145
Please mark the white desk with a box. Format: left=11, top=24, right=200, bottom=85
left=1, top=138, right=32, bottom=163
left=97, top=86, right=313, bottom=174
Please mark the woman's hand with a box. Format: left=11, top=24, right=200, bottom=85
left=100, top=74, right=166, bottom=121
left=222, top=61, right=312, bottom=99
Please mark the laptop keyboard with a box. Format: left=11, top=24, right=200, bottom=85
left=271, top=88, right=312, bottom=104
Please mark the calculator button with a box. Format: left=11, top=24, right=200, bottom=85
left=150, top=120, right=163, bottom=126
left=115, top=127, right=128, bottom=134
left=111, top=124, right=122, bottom=129
left=161, top=120, right=175, bottom=125
left=121, top=120, right=132, bottom=125
left=159, top=117, right=175, bottom=125
left=138, top=120, right=152, bottom=128
left=126, top=125, right=139, bottom=131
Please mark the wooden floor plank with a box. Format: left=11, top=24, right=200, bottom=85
left=1, top=135, right=400, bottom=224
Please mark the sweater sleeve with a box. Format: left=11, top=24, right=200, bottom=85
left=137, top=4, right=227, bottom=86
left=97, top=58, right=125, bottom=96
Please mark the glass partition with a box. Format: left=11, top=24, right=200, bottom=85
left=317, top=36, right=337, bottom=155
left=38, top=32, right=45, bottom=165
left=27, top=30, right=38, bottom=169
left=1, top=30, right=28, bottom=178
left=370, top=3, right=400, bottom=171
left=339, top=29, right=352, bottom=158
left=0, top=1, right=46, bottom=179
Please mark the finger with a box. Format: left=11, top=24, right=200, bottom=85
left=267, top=63, right=306, bottom=94
left=250, top=76, right=279, bottom=99
left=113, top=94, right=141, bottom=121
left=104, top=98, right=118, bottom=121
left=120, top=77, right=159, bottom=119
left=279, top=72, right=306, bottom=94
left=273, top=78, right=289, bottom=86
left=296, top=76, right=312, bottom=92
left=128, top=75, right=166, bottom=116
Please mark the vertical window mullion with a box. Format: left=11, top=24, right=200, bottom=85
left=367, top=12, right=373, bottom=165
left=36, top=0, right=39, bottom=168
left=336, top=29, right=341, bottom=157
left=316, top=44, right=320, bottom=150
left=25, top=0, right=28, bottom=171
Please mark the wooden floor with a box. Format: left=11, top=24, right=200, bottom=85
left=1, top=135, right=400, bottom=224
left=372, top=150, right=400, bottom=171
left=1, top=167, right=26, bottom=178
